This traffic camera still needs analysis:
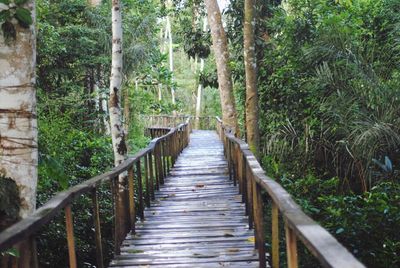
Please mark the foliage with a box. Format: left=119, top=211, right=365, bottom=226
left=225, top=0, right=400, bottom=266
left=258, top=0, right=400, bottom=192
left=0, top=0, right=33, bottom=41
left=0, top=176, right=20, bottom=231
left=34, top=0, right=161, bottom=266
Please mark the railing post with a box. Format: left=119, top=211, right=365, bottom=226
left=111, top=176, right=122, bottom=254
left=128, top=166, right=136, bottom=233
left=136, top=160, right=144, bottom=220
left=154, top=147, right=159, bottom=190
left=241, top=153, right=248, bottom=205
left=271, top=201, right=279, bottom=268
left=91, top=188, right=104, bottom=268
left=228, top=141, right=232, bottom=181
left=245, top=159, right=254, bottom=229
left=285, top=222, right=298, bottom=268
left=148, top=152, right=155, bottom=200
left=30, top=236, right=39, bottom=268
left=159, top=143, right=165, bottom=184
left=252, top=179, right=266, bottom=268
left=144, top=154, right=151, bottom=207
left=65, top=205, right=77, bottom=268
left=162, top=140, right=167, bottom=178
left=166, top=136, right=171, bottom=173
left=237, top=147, right=242, bottom=194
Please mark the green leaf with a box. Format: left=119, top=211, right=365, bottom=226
left=15, top=0, right=29, bottom=5
left=0, top=10, right=10, bottom=24
left=3, top=248, right=20, bottom=257
left=0, top=0, right=10, bottom=5
left=14, top=7, right=32, bottom=28
left=336, top=228, right=345, bottom=234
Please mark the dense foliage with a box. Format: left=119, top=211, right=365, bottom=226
left=35, top=0, right=162, bottom=266
left=226, top=0, right=400, bottom=266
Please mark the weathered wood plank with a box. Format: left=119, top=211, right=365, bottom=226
left=109, top=130, right=264, bottom=267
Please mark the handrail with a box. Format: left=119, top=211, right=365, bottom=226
left=0, top=119, right=191, bottom=267
left=141, top=114, right=216, bottom=130
left=215, top=117, right=365, bottom=268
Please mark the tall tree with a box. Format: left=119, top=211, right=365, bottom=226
left=204, top=0, right=239, bottom=134
left=0, top=0, right=37, bottom=265
left=195, top=17, right=207, bottom=130
left=109, top=0, right=127, bottom=170
left=109, top=0, right=128, bottom=245
left=0, top=0, right=37, bottom=219
left=166, top=15, right=175, bottom=105
left=243, top=0, right=260, bottom=157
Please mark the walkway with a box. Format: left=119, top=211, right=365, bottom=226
left=109, top=130, right=262, bottom=267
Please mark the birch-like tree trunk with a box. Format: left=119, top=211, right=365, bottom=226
left=0, top=1, right=37, bottom=220
left=0, top=1, right=37, bottom=265
left=109, top=0, right=127, bottom=167
left=166, top=15, right=175, bottom=105
left=194, top=58, right=204, bottom=129
left=195, top=17, right=207, bottom=130
left=244, top=0, right=260, bottom=158
left=205, top=0, right=239, bottom=135
left=88, top=0, right=101, bottom=6
left=109, top=0, right=128, bottom=245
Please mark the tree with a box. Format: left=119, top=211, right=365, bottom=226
left=109, top=0, right=128, bottom=246
left=243, top=0, right=260, bottom=157
left=195, top=17, right=207, bottom=129
left=0, top=0, right=37, bottom=219
left=0, top=0, right=37, bottom=265
left=204, top=0, right=239, bottom=134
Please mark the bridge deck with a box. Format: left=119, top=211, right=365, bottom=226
left=109, top=130, right=264, bottom=267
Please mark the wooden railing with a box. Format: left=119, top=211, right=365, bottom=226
left=140, top=115, right=191, bottom=128
left=216, top=117, right=365, bottom=268
left=194, top=116, right=215, bottom=130
left=141, top=115, right=216, bottom=130
left=0, top=120, right=191, bottom=267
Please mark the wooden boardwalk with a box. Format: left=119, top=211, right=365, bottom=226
left=109, top=130, right=263, bottom=267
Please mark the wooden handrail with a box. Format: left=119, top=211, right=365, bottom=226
left=215, top=117, right=365, bottom=268
left=141, top=114, right=216, bottom=130
left=0, top=119, right=191, bottom=267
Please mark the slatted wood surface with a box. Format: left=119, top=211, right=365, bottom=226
left=109, top=130, right=266, bottom=267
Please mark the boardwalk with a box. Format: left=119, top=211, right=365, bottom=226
left=109, top=130, right=262, bottom=267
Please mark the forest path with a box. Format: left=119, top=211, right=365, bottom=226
left=109, top=130, right=265, bottom=267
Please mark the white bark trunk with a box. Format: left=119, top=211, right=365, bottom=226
left=109, top=0, right=127, bottom=167
left=166, top=16, right=175, bottom=105
left=158, top=83, right=162, bottom=101
left=101, top=91, right=111, bottom=135
left=195, top=58, right=205, bottom=129
left=0, top=1, right=37, bottom=218
left=195, top=17, right=207, bottom=129
left=89, top=0, right=101, bottom=6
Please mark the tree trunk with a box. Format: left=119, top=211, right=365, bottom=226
left=109, top=0, right=128, bottom=247
left=0, top=2, right=37, bottom=220
left=88, top=0, right=101, bottom=6
left=244, top=0, right=260, bottom=158
left=123, top=86, right=130, bottom=138
left=204, top=0, right=239, bottom=135
left=166, top=15, right=175, bottom=105
left=195, top=17, right=207, bottom=130
left=0, top=1, right=37, bottom=266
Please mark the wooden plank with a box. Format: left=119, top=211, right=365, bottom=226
left=271, top=201, right=279, bottom=268
left=65, top=205, right=77, bottom=268
left=109, top=130, right=263, bottom=267
left=91, top=188, right=104, bottom=268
